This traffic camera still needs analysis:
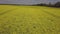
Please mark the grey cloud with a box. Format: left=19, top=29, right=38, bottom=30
left=0, top=0, right=60, bottom=4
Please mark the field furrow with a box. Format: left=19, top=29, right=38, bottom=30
left=0, top=5, right=60, bottom=34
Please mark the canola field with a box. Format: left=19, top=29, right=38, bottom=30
left=0, top=5, right=60, bottom=34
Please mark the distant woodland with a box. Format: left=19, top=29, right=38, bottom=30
left=0, top=1, right=60, bottom=7
left=32, top=2, right=60, bottom=7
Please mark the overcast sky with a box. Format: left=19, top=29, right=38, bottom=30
left=0, top=0, right=60, bottom=4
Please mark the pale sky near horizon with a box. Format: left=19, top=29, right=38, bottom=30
left=0, top=0, right=60, bottom=4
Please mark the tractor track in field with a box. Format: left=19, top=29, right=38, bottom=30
left=42, top=9, right=60, bottom=19
left=0, top=8, right=18, bottom=16
left=0, top=6, right=60, bottom=34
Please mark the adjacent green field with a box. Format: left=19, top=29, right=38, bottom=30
left=0, top=5, right=60, bottom=34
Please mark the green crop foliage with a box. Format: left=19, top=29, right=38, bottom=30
left=0, top=5, right=60, bottom=34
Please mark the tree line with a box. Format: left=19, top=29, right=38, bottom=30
left=32, top=2, right=60, bottom=7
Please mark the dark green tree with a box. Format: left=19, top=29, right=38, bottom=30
left=55, top=2, right=60, bottom=7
